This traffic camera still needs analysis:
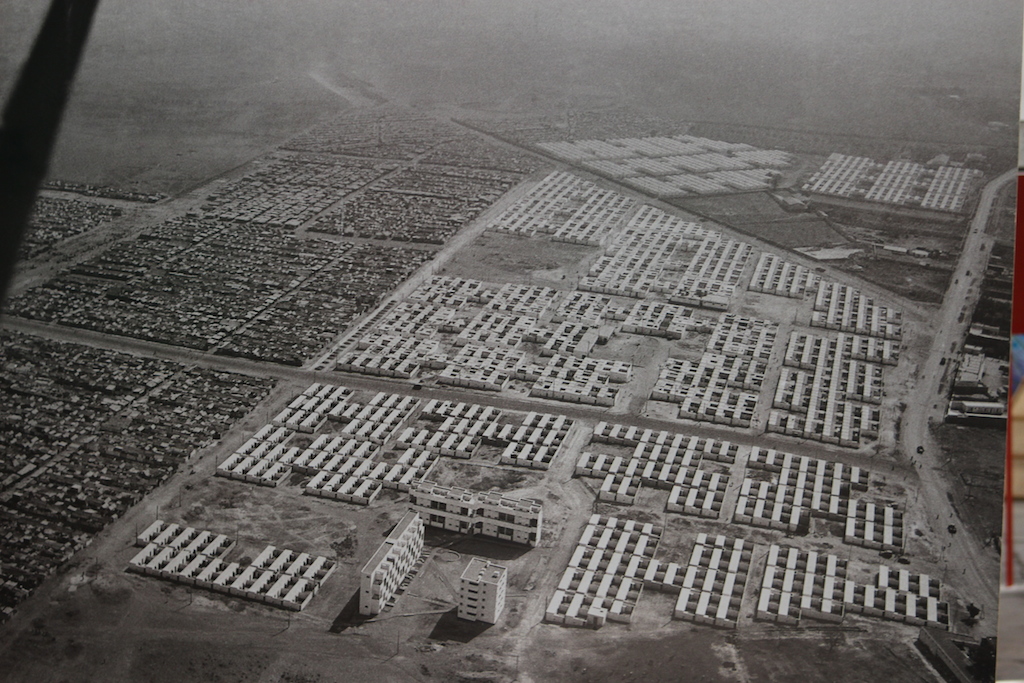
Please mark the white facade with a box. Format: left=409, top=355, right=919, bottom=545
left=458, top=558, right=508, bottom=624
left=359, top=511, right=425, bottom=616
left=409, top=481, right=543, bottom=547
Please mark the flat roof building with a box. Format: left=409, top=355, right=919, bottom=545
left=458, top=558, right=507, bottom=624
left=359, top=511, right=424, bottom=616
left=409, top=481, right=543, bottom=547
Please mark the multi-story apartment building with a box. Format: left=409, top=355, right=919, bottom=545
left=409, top=481, right=543, bottom=547
left=359, top=511, right=424, bottom=616
left=458, top=558, right=508, bottom=624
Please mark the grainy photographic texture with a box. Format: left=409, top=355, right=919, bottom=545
left=0, top=2, right=1019, bottom=681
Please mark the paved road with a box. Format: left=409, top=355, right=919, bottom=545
left=898, top=167, right=1016, bottom=624
left=2, top=314, right=890, bottom=472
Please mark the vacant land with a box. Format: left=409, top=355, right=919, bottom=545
left=671, top=194, right=848, bottom=249
left=836, top=256, right=953, bottom=304
left=933, top=423, right=1006, bottom=546
left=441, top=232, right=598, bottom=286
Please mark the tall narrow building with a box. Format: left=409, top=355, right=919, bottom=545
left=458, top=558, right=508, bottom=624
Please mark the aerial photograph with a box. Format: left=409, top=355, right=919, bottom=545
left=0, top=1, right=1020, bottom=681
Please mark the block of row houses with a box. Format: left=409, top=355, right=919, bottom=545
left=129, top=524, right=333, bottom=611
left=842, top=582, right=949, bottom=628
left=598, top=474, right=642, bottom=505
left=845, top=500, right=904, bottom=550
left=666, top=470, right=728, bottom=519
left=407, top=275, right=493, bottom=308
left=273, top=383, right=353, bottom=432
left=672, top=534, right=752, bottom=628
left=748, top=252, right=817, bottom=298
left=733, top=479, right=806, bottom=533
left=545, top=515, right=662, bottom=628
left=420, top=399, right=503, bottom=424
left=756, top=545, right=848, bottom=625
left=553, top=291, right=616, bottom=326
left=877, top=565, right=941, bottom=599
left=706, top=313, right=778, bottom=361
left=812, top=282, right=902, bottom=339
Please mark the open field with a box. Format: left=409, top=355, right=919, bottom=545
left=835, top=257, right=953, bottom=305
left=670, top=194, right=848, bottom=249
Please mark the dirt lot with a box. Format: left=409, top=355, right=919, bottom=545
left=670, top=194, right=848, bottom=249
left=932, top=423, right=1006, bottom=546
left=835, top=256, right=953, bottom=304
left=441, top=232, right=598, bottom=287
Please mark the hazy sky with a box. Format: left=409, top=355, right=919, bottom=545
left=1, top=0, right=1020, bottom=190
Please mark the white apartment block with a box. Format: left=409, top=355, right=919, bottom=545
left=409, top=481, right=543, bottom=547
left=359, top=511, right=425, bottom=616
left=458, top=558, right=508, bottom=623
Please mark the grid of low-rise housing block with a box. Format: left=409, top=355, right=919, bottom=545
left=755, top=545, right=950, bottom=628
left=845, top=499, right=905, bottom=550
left=529, top=355, right=631, bottom=407
left=801, top=152, right=982, bottom=214
left=649, top=314, right=775, bottom=428
left=486, top=284, right=563, bottom=317
left=456, top=310, right=539, bottom=348
left=128, top=521, right=335, bottom=611
left=545, top=515, right=662, bottom=627
left=407, top=276, right=493, bottom=308
left=664, top=237, right=753, bottom=309
left=551, top=291, right=617, bottom=326
left=536, top=134, right=790, bottom=198
left=620, top=301, right=701, bottom=339
left=398, top=399, right=504, bottom=459
left=581, top=421, right=733, bottom=511
left=438, top=344, right=525, bottom=392
left=592, top=421, right=740, bottom=465
left=213, top=385, right=449, bottom=506
left=497, top=412, right=575, bottom=470
left=575, top=450, right=728, bottom=518
left=673, top=533, right=752, bottom=628
left=747, top=252, right=818, bottom=298
left=769, top=328, right=888, bottom=447
left=734, top=449, right=869, bottom=534
left=337, top=334, right=449, bottom=379
left=842, top=578, right=950, bottom=628
left=811, top=282, right=902, bottom=339
left=579, top=205, right=712, bottom=299
left=784, top=330, right=900, bottom=374
left=920, top=166, right=983, bottom=212
left=756, top=545, right=848, bottom=624
left=486, top=171, right=637, bottom=245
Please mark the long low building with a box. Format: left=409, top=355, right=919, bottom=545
left=409, top=481, right=543, bottom=547
left=128, top=520, right=334, bottom=611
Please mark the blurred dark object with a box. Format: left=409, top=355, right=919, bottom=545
left=0, top=0, right=100, bottom=309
